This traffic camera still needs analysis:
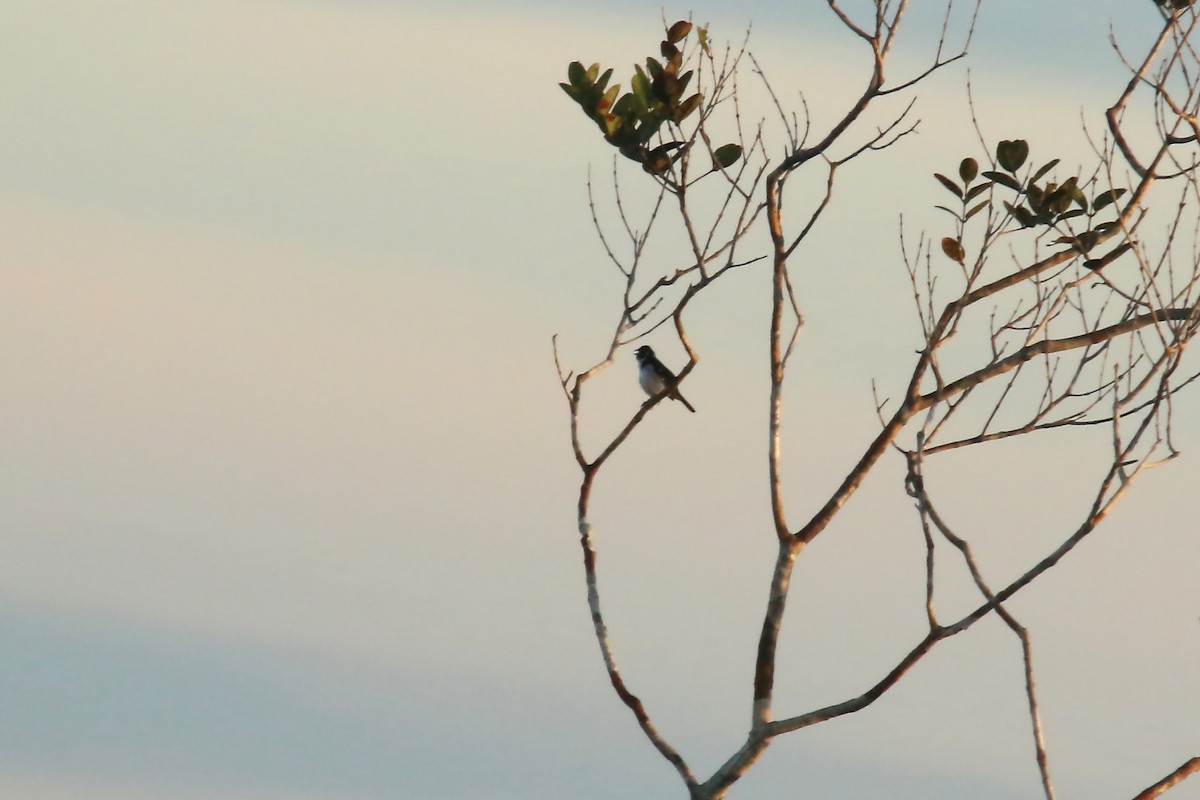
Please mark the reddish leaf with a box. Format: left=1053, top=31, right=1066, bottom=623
left=667, top=20, right=693, bottom=43
left=941, top=237, right=966, bottom=263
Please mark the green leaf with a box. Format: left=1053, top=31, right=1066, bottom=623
left=678, top=70, right=694, bottom=96
left=1054, top=176, right=1085, bottom=210
left=612, top=93, right=636, bottom=120
left=561, top=81, right=605, bottom=119
left=585, top=62, right=600, bottom=84
left=675, top=92, right=702, bottom=122
left=667, top=20, right=693, bottom=43
left=697, top=25, right=710, bottom=55
left=628, top=89, right=649, bottom=119
left=1030, top=158, right=1060, bottom=184
left=981, top=171, right=1022, bottom=192
left=632, top=68, right=652, bottom=106
left=934, top=173, right=963, bottom=198
left=996, top=139, right=1029, bottom=172
left=655, top=71, right=680, bottom=104
left=1072, top=231, right=1099, bottom=252
left=958, top=157, right=979, bottom=184
left=1025, top=183, right=1045, bottom=211
left=602, top=113, right=621, bottom=138
left=643, top=152, right=672, bottom=175
left=1083, top=241, right=1134, bottom=270
left=642, top=141, right=683, bottom=175
left=1056, top=209, right=1087, bottom=222
left=618, top=143, right=642, bottom=162
left=1045, top=186, right=1073, bottom=215
left=595, top=68, right=613, bottom=92
left=608, top=128, right=636, bottom=148
left=597, top=84, right=619, bottom=114
left=1014, top=208, right=1037, bottom=227
left=567, top=61, right=586, bottom=86
left=965, top=182, right=991, bottom=201
left=965, top=199, right=989, bottom=221
left=636, top=112, right=665, bottom=143
left=645, top=57, right=663, bottom=80
left=1003, top=201, right=1036, bottom=228
left=1092, top=187, right=1128, bottom=212
left=714, top=143, right=742, bottom=169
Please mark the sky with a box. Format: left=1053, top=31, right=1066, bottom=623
left=1, top=1, right=1198, bottom=799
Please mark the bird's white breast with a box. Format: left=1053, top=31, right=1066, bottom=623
left=639, top=363, right=667, bottom=394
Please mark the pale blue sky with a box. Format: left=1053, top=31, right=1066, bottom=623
left=1, top=2, right=1197, bottom=799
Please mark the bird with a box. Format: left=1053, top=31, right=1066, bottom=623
left=635, top=345, right=695, bottom=412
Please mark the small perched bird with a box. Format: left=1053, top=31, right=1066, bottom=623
left=635, top=345, right=695, bottom=412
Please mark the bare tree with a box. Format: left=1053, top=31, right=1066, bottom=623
left=554, top=2, right=1200, bottom=798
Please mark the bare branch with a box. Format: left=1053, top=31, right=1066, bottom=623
left=558, top=5, right=1200, bottom=798
left=1131, top=757, right=1200, bottom=800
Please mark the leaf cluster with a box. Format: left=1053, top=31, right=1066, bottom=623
left=935, top=139, right=1129, bottom=263
left=559, top=21, right=741, bottom=175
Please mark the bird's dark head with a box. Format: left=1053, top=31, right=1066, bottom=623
left=635, top=345, right=655, bottom=362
